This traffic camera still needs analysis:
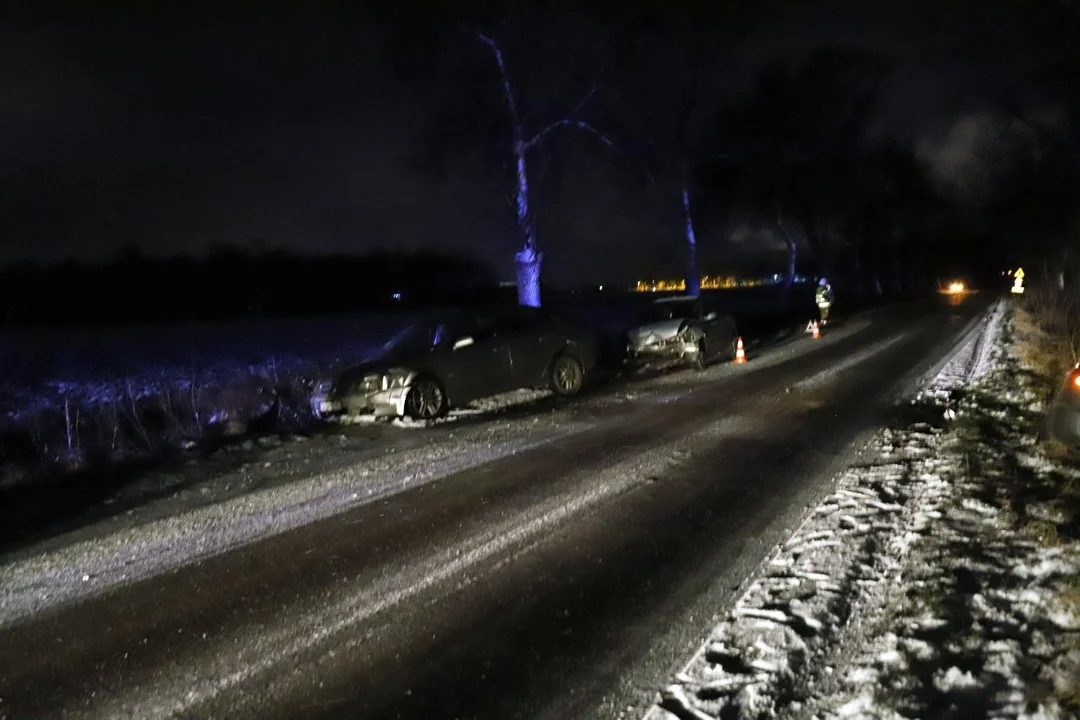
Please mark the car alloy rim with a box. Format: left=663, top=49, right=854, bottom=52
left=555, top=357, right=581, bottom=391
left=412, top=380, right=443, bottom=418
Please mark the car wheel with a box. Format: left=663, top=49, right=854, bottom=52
left=549, top=353, right=585, bottom=397
left=404, top=376, right=447, bottom=420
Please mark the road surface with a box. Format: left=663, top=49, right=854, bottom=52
left=0, top=294, right=990, bottom=720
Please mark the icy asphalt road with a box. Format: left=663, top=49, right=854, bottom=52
left=0, top=294, right=991, bottom=720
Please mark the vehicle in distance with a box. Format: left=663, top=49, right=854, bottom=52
left=311, top=306, right=599, bottom=421
left=626, top=295, right=738, bottom=370
left=938, top=275, right=974, bottom=294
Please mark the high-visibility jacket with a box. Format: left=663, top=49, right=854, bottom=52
left=816, top=285, right=834, bottom=308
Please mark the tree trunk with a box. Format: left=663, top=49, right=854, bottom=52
left=681, top=166, right=701, bottom=297
left=513, top=141, right=542, bottom=307
left=785, top=240, right=797, bottom=288
left=477, top=33, right=543, bottom=308
left=515, top=246, right=542, bottom=307
left=799, top=213, right=824, bottom=278
left=775, top=204, right=797, bottom=288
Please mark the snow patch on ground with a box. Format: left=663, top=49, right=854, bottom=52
left=647, top=300, right=1080, bottom=719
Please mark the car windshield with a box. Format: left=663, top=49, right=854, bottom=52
left=642, top=301, right=695, bottom=324
left=379, top=322, right=447, bottom=357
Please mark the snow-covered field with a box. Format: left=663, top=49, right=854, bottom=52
left=648, top=299, right=1080, bottom=719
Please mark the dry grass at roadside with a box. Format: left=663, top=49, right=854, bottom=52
left=0, top=373, right=317, bottom=491
left=1006, top=300, right=1080, bottom=714
left=1014, top=279, right=1080, bottom=396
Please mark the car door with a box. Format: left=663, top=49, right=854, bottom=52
left=699, top=298, right=727, bottom=355
left=438, top=314, right=512, bottom=403
left=496, top=308, right=551, bottom=388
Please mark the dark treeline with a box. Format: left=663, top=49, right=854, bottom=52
left=0, top=245, right=502, bottom=328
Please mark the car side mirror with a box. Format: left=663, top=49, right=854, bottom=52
left=453, top=336, right=474, bottom=351
left=703, top=312, right=718, bottom=322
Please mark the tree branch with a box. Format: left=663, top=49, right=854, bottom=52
left=572, top=82, right=598, bottom=114
left=473, top=29, right=522, bottom=128
left=523, top=118, right=618, bottom=153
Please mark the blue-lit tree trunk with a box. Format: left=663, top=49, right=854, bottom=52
left=476, top=31, right=615, bottom=308
left=512, top=142, right=542, bottom=307
left=785, top=241, right=797, bottom=287
left=474, top=32, right=540, bottom=307
left=681, top=164, right=701, bottom=296
left=776, top=204, right=798, bottom=288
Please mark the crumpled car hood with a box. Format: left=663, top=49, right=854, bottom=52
left=325, top=359, right=396, bottom=398
left=628, top=319, right=687, bottom=346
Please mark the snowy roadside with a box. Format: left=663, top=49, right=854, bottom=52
left=646, top=299, right=1080, bottom=720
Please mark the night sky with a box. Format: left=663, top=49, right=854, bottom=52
left=0, top=1, right=1059, bottom=286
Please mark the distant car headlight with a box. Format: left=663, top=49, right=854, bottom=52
left=948, top=282, right=965, bottom=294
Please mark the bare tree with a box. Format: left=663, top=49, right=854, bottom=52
left=610, top=2, right=763, bottom=296
left=471, top=28, right=616, bottom=307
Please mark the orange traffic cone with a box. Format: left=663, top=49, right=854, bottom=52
left=734, top=337, right=747, bottom=364
left=812, top=320, right=821, bottom=339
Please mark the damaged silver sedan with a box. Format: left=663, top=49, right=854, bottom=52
left=626, top=295, right=738, bottom=370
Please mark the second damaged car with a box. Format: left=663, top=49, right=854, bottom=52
left=626, top=295, right=738, bottom=370
left=311, top=307, right=598, bottom=421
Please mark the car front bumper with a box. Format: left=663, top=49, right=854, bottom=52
left=627, top=338, right=700, bottom=362
left=369, top=386, right=410, bottom=418
left=311, top=386, right=412, bottom=419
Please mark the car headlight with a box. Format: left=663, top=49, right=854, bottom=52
left=381, top=372, right=409, bottom=391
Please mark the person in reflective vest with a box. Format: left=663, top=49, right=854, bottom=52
left=815, top=277, right=834, bottom=325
